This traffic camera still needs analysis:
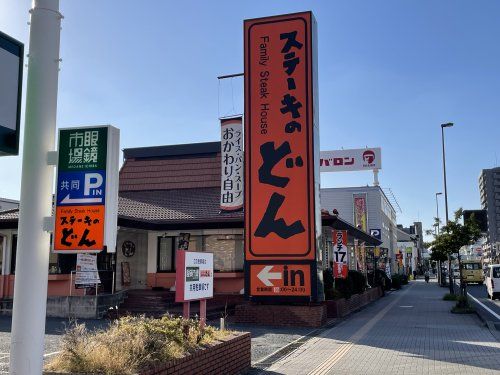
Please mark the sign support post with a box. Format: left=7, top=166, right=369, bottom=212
left=183, top=301, right=190, bottom=319
left=9, top=1, right=62, bottom=374
left=199, top=299, right=207, bottom=329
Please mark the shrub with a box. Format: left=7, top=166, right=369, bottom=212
left=450, top=295, right=475, bottom=314
left=391, top=274, right=402, bottom=290
left=323, top=269, right=334, bottom=291
left=348, top=270, right=367, bottom=295
left=325, top=287, right=345, bottom=300
left=45, top=315, right=230, bottom=375
left=401, top=275, right=409, bottom=285
left=334, top=275, right=353, bottom=299
left=443, top=293, right=458, bottom=301
left=374, top=269, right=391, bottom=291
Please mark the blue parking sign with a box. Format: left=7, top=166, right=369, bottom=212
left=56, top=170, right=106, bottom=206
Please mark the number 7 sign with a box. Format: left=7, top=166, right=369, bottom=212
left=333, top=230, right=348, bottom=279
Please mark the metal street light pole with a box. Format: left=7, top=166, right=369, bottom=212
left=435, top=192, right=442, bottom=284
left=435, top=192, right=442, bottom=235
left=441, top=122, right=455, bottom=295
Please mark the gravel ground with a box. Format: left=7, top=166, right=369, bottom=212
left=223, top=322, right=313, bottom=364
left=0, top=316, right=110, bottom=374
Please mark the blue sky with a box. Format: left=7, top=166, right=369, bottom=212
left=1, top=1, right=499, bottom=239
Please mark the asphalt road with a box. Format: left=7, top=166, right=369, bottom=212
left=466, top=284, right=500, bottom=323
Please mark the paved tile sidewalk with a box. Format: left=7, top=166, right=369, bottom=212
left=264, top=280, right=500, bottom=375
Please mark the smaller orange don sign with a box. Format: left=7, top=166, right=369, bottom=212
left=54, top=206, right=105, bottom=252
left=250, top=264, right=311, bottom=296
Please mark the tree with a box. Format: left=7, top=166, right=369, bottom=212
left=430, top=208, right=481, bottom=302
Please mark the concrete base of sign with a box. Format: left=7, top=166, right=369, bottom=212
left=0, top=291, right=127, bottom=319
left=234, top=303, right=327, bottom=327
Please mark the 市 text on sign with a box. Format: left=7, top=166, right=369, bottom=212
left=245, top=12, right=317, bottom=260
left=250, top=263, right=311, bottom=296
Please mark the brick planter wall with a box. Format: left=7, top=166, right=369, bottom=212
left=234, top=304, right=327, bottom=327
left=140, top=332, right=250, bottom=375
left=45, top=332, right=250, bottom=375
left=326, top=287, right=383, bottom=318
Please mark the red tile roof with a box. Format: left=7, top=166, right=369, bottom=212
left=0, top=189, right=243, bottom=230
left=119, top=188, right=242, bottom=224
left=120, top=155, right=221, bottom=191
left=119, top=142, right=222, bottom=192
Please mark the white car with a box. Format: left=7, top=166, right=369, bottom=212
left=485, top=265, right=500, bottom=300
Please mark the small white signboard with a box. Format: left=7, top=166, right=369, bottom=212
left=175, top=251, right=214, bottom=302
left=75, top=253, right=100, bottom=286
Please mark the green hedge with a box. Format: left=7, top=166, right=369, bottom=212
left=323, top=269, right=367, bottom=300
left=391, top=274, right=403, bottom=289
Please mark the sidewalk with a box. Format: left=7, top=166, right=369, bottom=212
left=263, top=280, right=500, bottom=375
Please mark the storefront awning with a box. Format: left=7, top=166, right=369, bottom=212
left=321, top=213, right=383, bottom=246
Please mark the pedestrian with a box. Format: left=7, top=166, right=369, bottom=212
left=413, top=270, right=417, bottom=280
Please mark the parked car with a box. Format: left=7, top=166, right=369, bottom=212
left=461, top=260, right=484, bottom=285
left=485, top=264, right=500, bottom=300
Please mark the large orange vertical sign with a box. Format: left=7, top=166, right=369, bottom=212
left=244, top=12, right=319, bottom=300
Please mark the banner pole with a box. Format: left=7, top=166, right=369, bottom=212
left=9, top=1, right=62, bottom=373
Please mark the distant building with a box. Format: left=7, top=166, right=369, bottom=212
left=398, top=222, right=424, bottom=272
left=0, top=198, right=19, bottom=212
left=396, top=227, right=417, bottom=275
left=479, top=167, right=500, bottom=265
left=321, top=186, right=398, bottom=274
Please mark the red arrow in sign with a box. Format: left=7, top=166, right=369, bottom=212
left=257, top=266, right=282, bottom=286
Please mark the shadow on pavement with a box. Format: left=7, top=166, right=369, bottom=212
left=300, top=280, right=500, bottom=373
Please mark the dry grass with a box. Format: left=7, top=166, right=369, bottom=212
left=45, top=315, right=230, bottom=374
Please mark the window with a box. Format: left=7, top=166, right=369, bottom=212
left=203, top=234, right=244, bottom=272
left=156, top=234, right=244, bottom=272
left=10, top=235, right=17, bottom=274
left=186, top=235, right=202, bottom=251
left=463, top=263, right=480, bottom=270
left=157, top=237, right=175, bottom=272
left=492, top=267, right=500, bottom=278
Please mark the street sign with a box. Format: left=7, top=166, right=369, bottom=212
left=244, top=11, right=321, bottom=302
left=250, top=263, right=311, bottom=297
left=333, top=230, right=348, bottom=278
left=353, top=193, right=368, bottom=232
left=53, top=125, right=119, bottom=253
left=175, top=251, right=214, bottom=302
left=320, top=148, right=382, bottom=172
left=0, top=31, right=23, bottom=156
left=370, top=229, right=381, bottom=240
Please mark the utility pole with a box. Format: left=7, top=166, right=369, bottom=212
left=441, top=122, right=454, bottom=295
left=9, top=1, right=62, bottom=374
